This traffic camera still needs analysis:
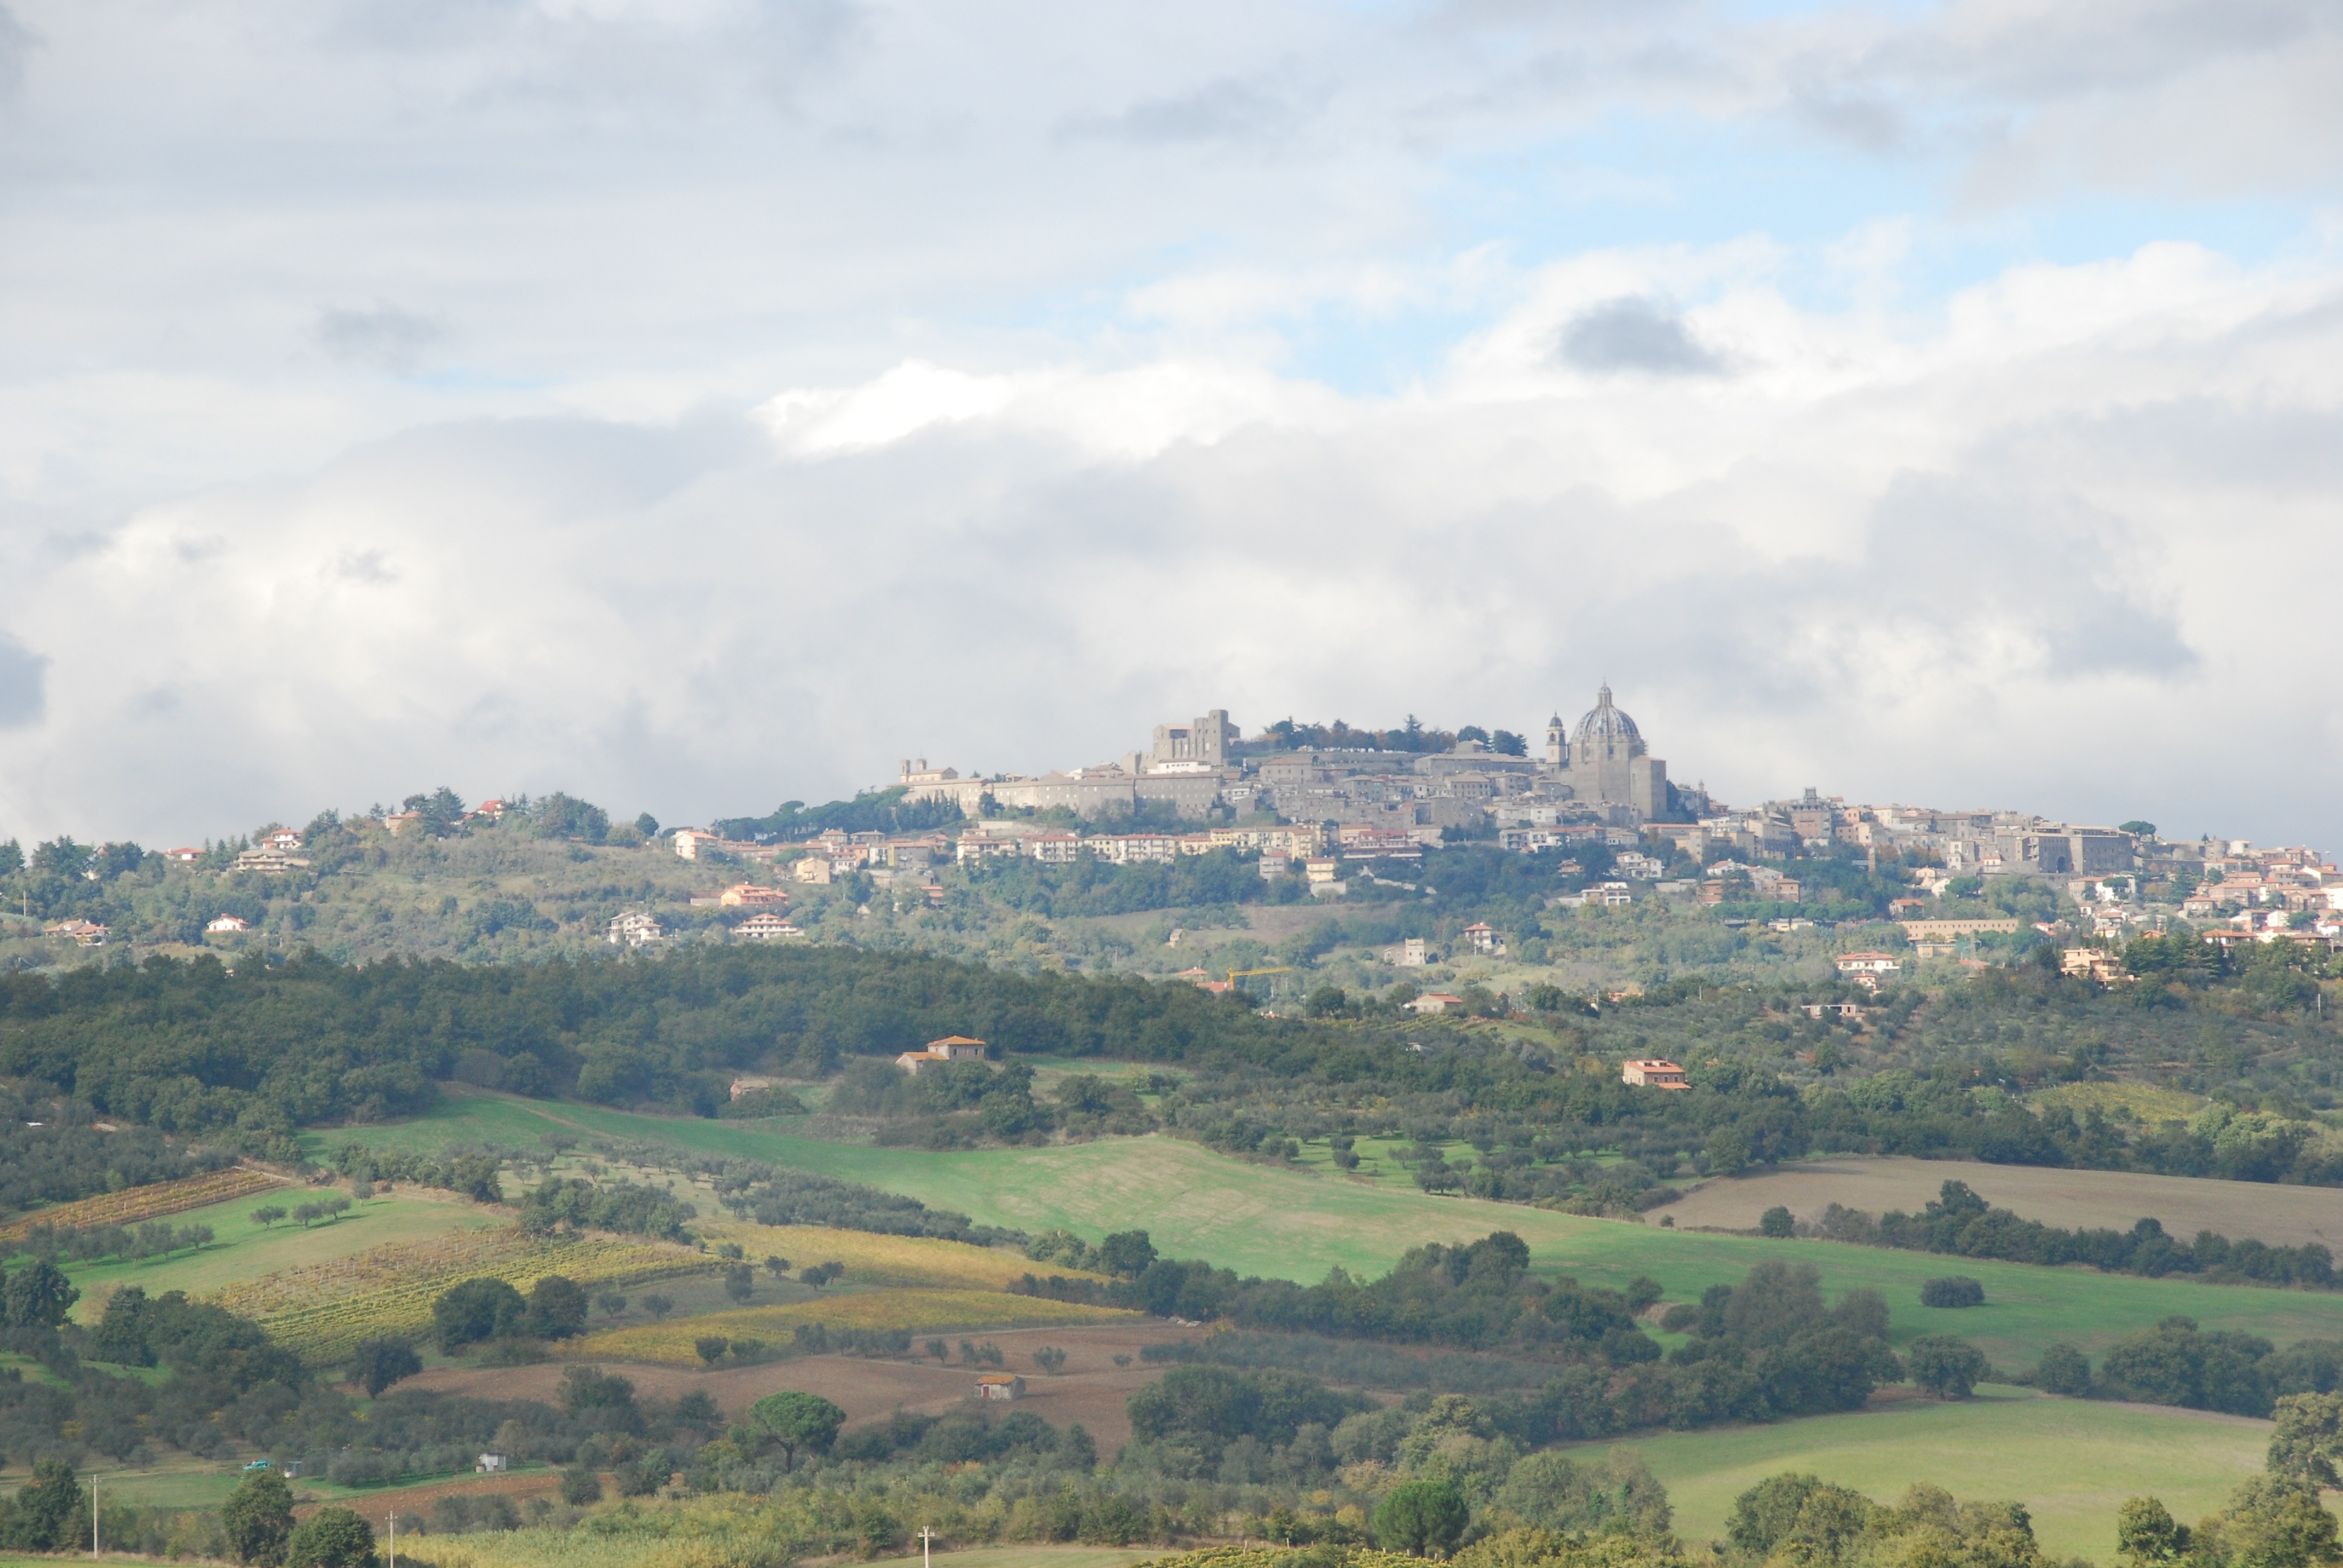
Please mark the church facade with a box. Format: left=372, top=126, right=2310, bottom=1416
left=1545, top=685, right=1670, bottom=820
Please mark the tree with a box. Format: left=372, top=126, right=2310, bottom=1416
left=1373, top=1478, right=1469, bottom=1555
left=763, top=1255, right=790, bottom=1279
left=1034, top=1346, right=1068, bottom=1375
left=2037, top=1343, right=2092, bottom=1397
left=1, top=1457, right=85, bottom=1551
left=2269, top=1393, right=2343, bottom=1488
left=526, top=1275, right=589, bottom=1339
left=2, top=1259, right=78, bottom=1328
left=2117, top=1497, right=2189, bottom=1566
left=432, top=1277, right=528, bottom=1351
left=1921, top=1277, right=1986, bottom=1308
left=724, top=1263, right=755, bottom=1302
left=2209, top=1475, right=2339, bottom=1568
left=1759, top=1206, right=1795, bottom=1238
left=222, top=1470, right=296, bottom=1566
left=751, top=1390, right=847, bottom=1471
left=695, top=1336, right=730, bottom=1366
left=926, top=1339, right=949, bottom=1362
left=350, top=1338, right=422, bottom=1396
left=1907, top=1334, right=1988, bottom=1399
left=1099, top=1230, right=1158, bottom=1278
left=560, top=1467, right=603, bottom=1506
left=643, top=1293, right=674, bottom=1320
left=597, top=1292, right=628, bottom=1318
left=251, top=1206, right=287, bottom=1229
left=286, top=1505, right=377, bottom=1568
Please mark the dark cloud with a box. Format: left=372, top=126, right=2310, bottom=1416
left=0, top=4, right=32, bottom=102
left=1553, top=297, right=1723, bottom=375
left=314, top=304, right=448, bottom=374
left=0, top=632, right=47, bottom=728
left=1055, top=76, right=1306, bottom=148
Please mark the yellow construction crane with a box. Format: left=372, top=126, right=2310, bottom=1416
left=1225, top=967, right=1293, bottom=983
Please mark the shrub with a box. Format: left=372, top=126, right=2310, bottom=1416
left=1759, top=1206, right=1795, bottom=1238
left=695, top=1336, right=730, bottom=1366
left=560, top=1466, right=603, bottom=1506
left=2037, top=1343, right=2092, bottom=1397
left=1920, top=1277, right=1986, bottom=1309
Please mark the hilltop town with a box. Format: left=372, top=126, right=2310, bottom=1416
left=6, top=689, right=2333, bottom=1011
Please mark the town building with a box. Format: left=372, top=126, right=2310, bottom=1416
left=1408, top=992, right=1466, bottom=1014
left=1545, top=685, right=1670, bottom=820
left=1835, top=952, right=1901, bottom=975
left=734, top=913, right=802, bottom=941
left=608, top=911, right=664, bottom=947
left=720, top=883, right=790, bottom=907
left=206, top=914, right=251, bottom=933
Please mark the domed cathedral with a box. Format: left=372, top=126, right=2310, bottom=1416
left=1544, top=684, right=1671, bottom=820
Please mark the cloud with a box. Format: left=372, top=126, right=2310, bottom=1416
left=5, top=236, right=2338, bottom=852
left=0, top=0, right=2336, bottom=854
left=0, top=4, right=31, bottom=102
left=1055, top=74, right=1311, bottom=148
left=313, top=304, right=448, bottom=374
left=0, top=631, right=47, bottom=728
left=1553, top=297, right=1724, bottom=376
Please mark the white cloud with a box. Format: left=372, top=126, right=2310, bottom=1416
left=2, top=235, right=2337, bottom=852
left=0, top=0, right=2338, bottom=851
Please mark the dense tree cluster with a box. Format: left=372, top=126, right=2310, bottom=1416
left=1814, top=1181, right=2338, bottom=1290
left=516, top=1177, right=697, bottom=1242
left=0, top=1088, right=222, bottom=1216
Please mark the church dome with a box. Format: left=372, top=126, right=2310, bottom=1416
left=1572, top=684, right=1642, bottom=747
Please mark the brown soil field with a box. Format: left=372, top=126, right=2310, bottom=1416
left=1664, top=1156, right=2343, bottom=1247
left=402, top=1322, right=1203, bottom=1453
left=294, top=1468, right=568, bottom=1530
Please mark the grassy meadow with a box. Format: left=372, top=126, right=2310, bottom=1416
left=332, top=1093, right=2343, bottom=1367
left=1577, top=1385, right=2280, bottom=1563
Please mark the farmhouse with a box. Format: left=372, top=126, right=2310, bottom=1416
left=1621, top=1059, right=1690, bottom=1089
left=896, top=1035, right=990, bottom=1074
left=975, top=1374, right=1026, bottom=1401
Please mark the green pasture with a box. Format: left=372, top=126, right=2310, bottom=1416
left=31, top=1189, right=495, bottom=1324
left=346, top=1094, right=2343, bottom=1367
left=1581, top=1385, right=2281, bottom=1564
left=79, top=1460, right=550, bottom=1511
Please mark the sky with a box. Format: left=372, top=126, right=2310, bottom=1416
left=0, top=0, right=2338, bottom=850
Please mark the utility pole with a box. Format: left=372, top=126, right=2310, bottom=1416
left=387, top=1511, right=395, bottom=1568
left=917, top=1527, right=937, bottom=1568
left=91, top=1472, right=98, bottom=1558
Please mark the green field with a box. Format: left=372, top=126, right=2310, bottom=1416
left=28, top=1188, right=497, bottom=1325
left=1579, top=1385, right=2280, bottom=1564
left=338, top=1094, right=2343, bottom=1365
